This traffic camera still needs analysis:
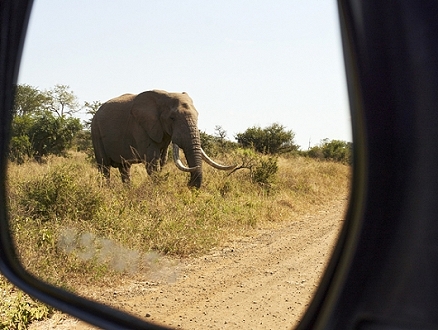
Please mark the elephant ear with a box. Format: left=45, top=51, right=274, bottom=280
left=131, top=91, right=166, bottom=143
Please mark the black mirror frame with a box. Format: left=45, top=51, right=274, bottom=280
left=299, top=1, right=438, bottom=329
left=2, top=1, right=438, bottom=329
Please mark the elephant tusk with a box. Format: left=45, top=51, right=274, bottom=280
left=172, top=144, right=200, bottom=172
left=201, top=148, right=237, bottom=170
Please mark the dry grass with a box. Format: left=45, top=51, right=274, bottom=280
left=6, top=152, right=350, bottom=293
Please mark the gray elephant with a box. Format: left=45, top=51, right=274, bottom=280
left=91, top=90, right=235, bottom=188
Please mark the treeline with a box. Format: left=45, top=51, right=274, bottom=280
left=9, top=84, right=352, bottom=165
left=9, top=84, right=100, bottom=163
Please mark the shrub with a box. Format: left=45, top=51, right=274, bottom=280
left=9, top=136, right=32, bottom=164
left=29, top=111, right=83, bottom=162
left=200, top=129, right=238, bottom=157
left=9, top=114, right=34, bottom=164
left=252, top=156, right=278, bottom=186
left=9, top=111, right=83, bottom=163
left=74, top=130, right=92, bottom=152
left=230, top=148, right=278, bottom=187
left=74, top=129, right=95, bottom=162
left=20, top=164, right=102, bottom=222
left=200, top=130, right=217, bottom=156
left=307, top=139, right=352, bottom=164
left=0, top=280, right=52, bottom=330
left=235, top=123, right=298, bottom=154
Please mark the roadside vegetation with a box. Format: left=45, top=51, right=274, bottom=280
left=1, top=84, right=352, bottom=329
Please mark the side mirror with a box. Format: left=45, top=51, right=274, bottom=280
left=3, top=1, right=438, bottom=330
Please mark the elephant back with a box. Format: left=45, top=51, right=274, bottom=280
left=103, top=93, right=136, bottom=109
left=94, top=93, right=136, bottom=119
left=108, top=93, right=136, bottom=103
left=92, top=93, right=139, bottom=136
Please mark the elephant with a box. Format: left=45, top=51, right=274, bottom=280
left=90, top=90, right=235, bottom=188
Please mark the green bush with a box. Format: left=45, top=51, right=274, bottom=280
left=9, top=136, right=32, bottom=164
left=74, top=130, right=91, bottom=152
left=20, top=164, right=102, bottom=222
left=9, top=111, right=83, bottom=163
left=252, top=156, right=278, bottom=186
left=200, top=128, right=238, bottom=157
left=307, top=139, right=352, bottom=164
left=29, top=111, right=82, bottom=162
left=9, top=115, right=34, bottom=164
left=235, top=123, right=298, bottom=154
left=74, top=129, right=95, bottom=162
left=230, top=148, right=278, bottom=187
left=200, top=131, right=217, bottom=156
left=0, top=275, right=52, bottom=330
left=12, top=84, right=49, bottom=117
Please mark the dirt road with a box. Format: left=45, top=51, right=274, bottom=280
left=30, top=197, right=347, bottom=330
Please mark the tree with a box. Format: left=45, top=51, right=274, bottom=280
left=13, top=84, right=48, bottom=116
left=9, top=114, right=34, bottom=163
left=213, top=125, right=238, bottom=153
left=45, top=84, right=79, bottom=117
left=213, top=125, right=233, bottom=152
left=235, top=123, right=298, bottom=154
left=214, top=125, right=227, bottom=143
left=10, top=84, right=87, bottom=163
left=83, top=100, right=102, bottom=128
left=307, top=139, right=352, bottom=164
left=199, top=127, right=238, bottom=156
left=200, top=130, right=216, bottom=156
left=9, top=111, right=83, bottom=163
left=13, top=84, right=81, bottom=118
left=83, top=100, right=101, bottom=116
left=29, top=111, right=82, bottom=161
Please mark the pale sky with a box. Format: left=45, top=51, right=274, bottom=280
left=18, top=0, right=351, bottom=150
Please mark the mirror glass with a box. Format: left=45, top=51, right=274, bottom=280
left=6, top=1, right=351, bottom=328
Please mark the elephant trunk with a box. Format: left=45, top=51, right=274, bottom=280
left=172, top=126, right=203, bottom=188
left=182, top=143, right=203, bottom=189
left=172, top=144, right=200, bottom=172
left=172, top=118, right=202, bottom=188
left=172, top=121, right=235, bottom=188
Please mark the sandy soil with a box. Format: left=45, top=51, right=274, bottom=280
left=30, top=197, right=347, bottom=330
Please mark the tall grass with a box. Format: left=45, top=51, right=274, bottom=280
left=6, top=152, right=350, bottom=292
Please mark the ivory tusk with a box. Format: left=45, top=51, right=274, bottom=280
left=201, top=148, right=237, bottom=170
left=172, top=144, right=200, bottom=172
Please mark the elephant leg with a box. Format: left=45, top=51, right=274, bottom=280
left=119, top=163, right=131, bottom=183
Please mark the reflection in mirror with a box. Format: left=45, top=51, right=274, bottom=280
left=5, top=1, right=351, bottom=328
